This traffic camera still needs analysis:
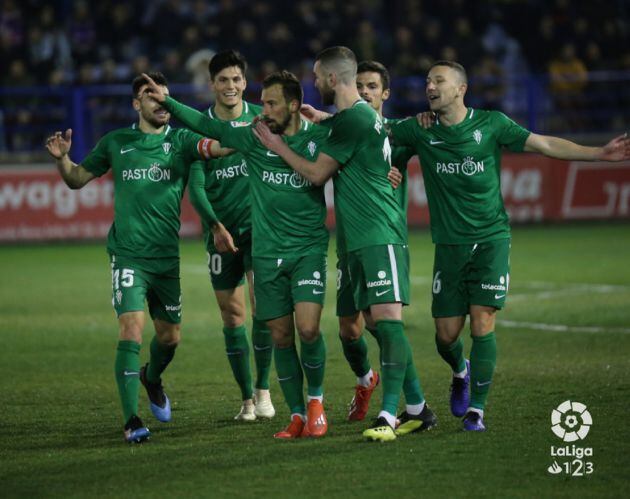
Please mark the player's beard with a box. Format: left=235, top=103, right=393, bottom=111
left=142, top=107, right=170, bottom=129
left=265, top=113, right=291, bottom=134
left=320, top=84, right=335, bottom=106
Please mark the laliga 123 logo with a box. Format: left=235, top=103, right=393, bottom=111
left=551, top=400, right=592, bottom=442
left=547, top=400, right=594, bottom=477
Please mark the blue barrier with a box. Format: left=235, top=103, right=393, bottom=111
left=1, top=71, right=629, bottom=160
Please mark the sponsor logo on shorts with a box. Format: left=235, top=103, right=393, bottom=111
left=297, top=271, right=324, bottom=288
left=165, top=304, right=182, bottom=312
left=375, top=289, right=391, bottom=297
left=481, top=275, right=509, bottom=292
left=367, top=270, right=391, bottom=289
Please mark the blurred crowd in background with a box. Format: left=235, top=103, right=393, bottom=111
left=1, top=0, right=629, bottom=156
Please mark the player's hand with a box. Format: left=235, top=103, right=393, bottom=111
left=252, top=121, right=285, bottom=153
left=300, top=104, right=330, bottom=123
left=210, top=140, right=235, bottom=158
left=599, top=133, right=630, bottom=161
left=141, top=72, right=166, bottom=103
left=45, top=129, right=72, bottom=159
left=416, top=111, right=436, bottom=129
left=388, top=167, right=403, bottom=189
left=212, top=222, right=238, bottom=253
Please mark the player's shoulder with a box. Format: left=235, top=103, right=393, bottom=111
left=334, top=100, right=378, bottom=130
left=244, top=101, right=262, bottom=117
left=303, top=120, right=330, bottom=140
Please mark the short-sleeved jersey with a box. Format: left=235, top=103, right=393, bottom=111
left=389, top=108, right=530, bottom=244
left=199, top=101, right=261, bottom=240
left=384, top=117, right=415, bottom=233
left=320, top=101, right=406, bottom=255
left=163, top=96, right=330, bottom=258
left=82, top=124, right=205, bottom=258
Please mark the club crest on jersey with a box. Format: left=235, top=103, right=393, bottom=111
left=162, top=142, right=172, bottom=154
left=308, top=141, right=317, bottom=157
left=473, top=129, right=482, bottom=144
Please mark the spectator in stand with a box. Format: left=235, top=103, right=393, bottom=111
left=548, top=42, right=588, bottom=130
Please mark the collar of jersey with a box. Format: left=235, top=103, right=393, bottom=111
left=435, top=107, right=474, bottom=129
left=208, top=101, right=250, bottom=121
left=130, top=123, right=172, bottom=136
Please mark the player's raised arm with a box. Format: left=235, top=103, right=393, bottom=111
left=142, top=72, right=227, bottom=142
left=524, top=132, right=630, bottom=161
left=45, top=129, right=95, bottom=189
left=253, top=120, right=339, bottom=185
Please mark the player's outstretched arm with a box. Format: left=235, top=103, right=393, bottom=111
left=524, top=133, right=630, bottom=162
left=142, top=73, right=225, bottom=141
left=252, top=121, right=339, bottom=185
left=45, top=129, right=94, bottom=189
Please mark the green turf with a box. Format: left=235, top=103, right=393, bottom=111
left=1, top=224, right=629, bottom=498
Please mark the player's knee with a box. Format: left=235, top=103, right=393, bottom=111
left=297, top=325, right=320, bottom=343
left=339, top=315, right=362, bottom=340
left=218, top=301, right=246, bottom=327
left=155, top=322, right=181, bottom=346
left=435, top=321, right=462, bottom=344
left=470, top=308, right=496, bottom=336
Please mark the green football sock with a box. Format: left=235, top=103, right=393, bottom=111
left=115, top=340, right=141, bottom=423
left=340, top=334, right=371, bottom=378
left=146, top=335, right=177, bottom=383
left=223, top=325, right=253, bottom=400
left=366, top=325, right=381, bottom=346
left=377, top=320, right=407, bottom=416
left=251, top=318, right=272, bottom=390
left=470, top=332, right=497, bottom=411
left=436, top=334, right=466, bottom=374
left=274, top=344, right=305, bottom=414
left=402, top=334, right=424, bottom=405
left=300, top=334, right=326, bottom=397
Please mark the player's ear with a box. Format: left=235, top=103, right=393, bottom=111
left=289, top=99, right=300, bottom=113
left=458, top=82, right=468, bottom=98
left=132, top=98, right=140, bottom=111
left=382, top=88, right=391, bottom=102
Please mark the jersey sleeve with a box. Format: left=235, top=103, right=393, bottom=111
left=391, top=145, right=415, bottom=172
left=387, top=117, right=420, bottom=148
left=163, top=96, right=227, bottom=141
left=81, top=134, right=112, bottom=177
left=319, top=111, right=362, bottom=164
left=492, top=111, right=531, bottom=152
left=187, top=161, right=219, bottom=225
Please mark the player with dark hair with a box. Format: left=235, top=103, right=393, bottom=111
left=188, top=49, right=275, bottom=422
left=255, top=47, right=436, bottom=442
left=45, top=72, right=231, bottom=443
left=386, top=60, right=630, bottom=431
left=144, top=70, right=332, bottom=439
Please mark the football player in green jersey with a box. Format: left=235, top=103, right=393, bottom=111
left=144, top=70, right=331, bottom=439
left=45, top=72, right=230, bottom=443
left=255, top=47, right=437, bottom=442
left=387, top=60, right=630, bottom=431
left=187, top=50, right=275, bottom=422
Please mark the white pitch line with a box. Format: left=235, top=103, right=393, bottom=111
left=497, top=319, right=630, bottom=335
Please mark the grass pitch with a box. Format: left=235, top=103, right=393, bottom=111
left=1, top=224, right=629, bottom=498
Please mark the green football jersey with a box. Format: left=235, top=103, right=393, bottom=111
left=82, top=123, right=207, bottom=258
left=163, top=96, right=330, bottom=258
left=384, top=117, right=415, bottom=232
left=320, top=101, right=406, bottom=254
left=197, top=101, right=261, bottom=244
left=389, top=108, right=530, bottom=244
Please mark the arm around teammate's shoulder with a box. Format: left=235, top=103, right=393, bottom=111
left=524, top=132, right=630, bottom=162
